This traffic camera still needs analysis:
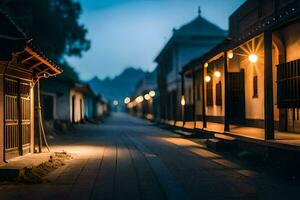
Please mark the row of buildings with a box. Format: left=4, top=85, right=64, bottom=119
left=0, top=10, right=107, bottom=163
left=127, top=0, right=300, bottom=144
left=40, top=75, right=108, bottom=128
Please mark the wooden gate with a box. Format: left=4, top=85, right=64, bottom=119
left=4, top=78, right=31, bottom=158
left=228, top=70, right=245, bottom=124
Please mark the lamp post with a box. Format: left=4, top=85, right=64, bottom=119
left=181, top=72, right=186, bottom=127
left=181, top=95, right=185, bottom=127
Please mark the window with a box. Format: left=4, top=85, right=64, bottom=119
left=216, top=81, right=222, bottom=106
left=253, top=76, right=258, bottom=98
left=206, top=81, right=213, bottom=106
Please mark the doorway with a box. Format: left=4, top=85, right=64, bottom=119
left=72, top=96, right=75, bottom=123
left=228, top=69, right=245, bottom=124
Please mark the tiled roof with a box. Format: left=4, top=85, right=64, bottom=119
left=174, top=15, right=227, bottom=37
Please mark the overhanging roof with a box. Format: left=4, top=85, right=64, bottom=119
left=0, top=9, right=62, bottom=78
left=14, top=41, right=62, bottom=78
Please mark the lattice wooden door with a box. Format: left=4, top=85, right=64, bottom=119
left=4, top=78, right=31, bottom=156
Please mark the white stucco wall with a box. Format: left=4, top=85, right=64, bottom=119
left=204, top=58, right=224, bottom=117
left=70, top=89, right=85, bottom=123
left=283, top=22, right=300, bottom=62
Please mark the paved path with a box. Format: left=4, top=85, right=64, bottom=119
left=0, top=113, right=299, bottom=200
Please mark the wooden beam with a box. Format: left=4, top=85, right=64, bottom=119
left=24, top=47, right=61, bottom=74
left=29, top=61, right=43, bottom=70
left=21, top=55, right=34, bottom=64
left=36, top=68, right=50, bottom=77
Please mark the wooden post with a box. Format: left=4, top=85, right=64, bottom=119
left=1, top=74, right=5, bottom=163
left=224, top=51, right=230, bottom=132
left=201, top=65, right=207, bottom=128
left=30, top=83, right=35, bottom=154
left=192, top=70, right=196, bottom=128
left=37, top=80, right=42, bottom=152
left=17, top=80, right=23, bottom=156
left=264, top=31, right=275, bottom=140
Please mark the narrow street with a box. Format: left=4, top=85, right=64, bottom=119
left=0, top=113, right=299, bottom=200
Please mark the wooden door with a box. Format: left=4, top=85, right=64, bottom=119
left=4, top=78, right=31, bottom=158
left=228, top=70, right=245, bottom=124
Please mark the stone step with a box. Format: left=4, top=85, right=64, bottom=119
left=206, top=134, right=237, bottom=151
left=0, top=153, right=51, bottom=181
left=0, top=168, right=20, bottom=181
left=214, top=133, right=236, bottom=141
left=174, top=130, right=194, bottom=137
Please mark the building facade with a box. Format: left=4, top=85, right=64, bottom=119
left=127, top=70, right=158, bottom=120
left=155, top=10, right=227, bottom=124
left=0, top=10, right=62, bottom=162
left=182, top=0, right=300, bottom=139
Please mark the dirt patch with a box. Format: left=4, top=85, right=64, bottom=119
left=16, top=151, right=72, bottom=184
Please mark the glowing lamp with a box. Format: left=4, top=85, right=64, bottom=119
left=249, top=54, right=258, bottom=63
left=204, top=62, right=208, bottom=68
left=144, top=94, right=151, bottom=101
left=227, top=51, right=233, bottom=59
left=205, top=75, right=211, bottom=82
left=113, top=100, right=118, bottom=106
left=149, top=90, right=156, bottom=97
left=181, top=96, right=186, bottom=106
left=214, top=71, right=221, bottom=78
left=124, top=97, right=130, bottom=104
left=135, top=96, right=144, bottom=103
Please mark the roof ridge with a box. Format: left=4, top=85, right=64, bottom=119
left=174, top=14, right=227, bottom=36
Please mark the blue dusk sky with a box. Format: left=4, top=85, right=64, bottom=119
left=67, top=0, right=245, bottom=80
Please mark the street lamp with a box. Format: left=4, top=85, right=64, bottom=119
left=144, top=94, right=151, bottom=101
left=149, top=90, right=156, bottom=97
left=113, top=100, right=118, bottom=106
left=135, top=96, right=144, bottom=103
left=124, top=97, right=130, bottom=104
left=181, top=95, right=186, bottom=126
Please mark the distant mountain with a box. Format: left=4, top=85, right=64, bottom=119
left=88, top=67, right=146, bottom=103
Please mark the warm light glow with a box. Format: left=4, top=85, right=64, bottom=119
left=135, top=96, right=144, bottom=103
left=113, top=100, right=118, bottom=106
left=204, top=62, right=208, bottom=68
left=205, top=75, right=211, bottom=82
left=181, top=96, right=185, bottom=106
left=214, top=71, right=221, bottom=78
left=144, top=94, right=151, bottom=101
left=249, top=54, right=258, bottom=63
left=149, top=90, right=156, bottom=97
left=227, top=51, right=233, bottom=59
left=124, top=97, right=130, bottom=104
